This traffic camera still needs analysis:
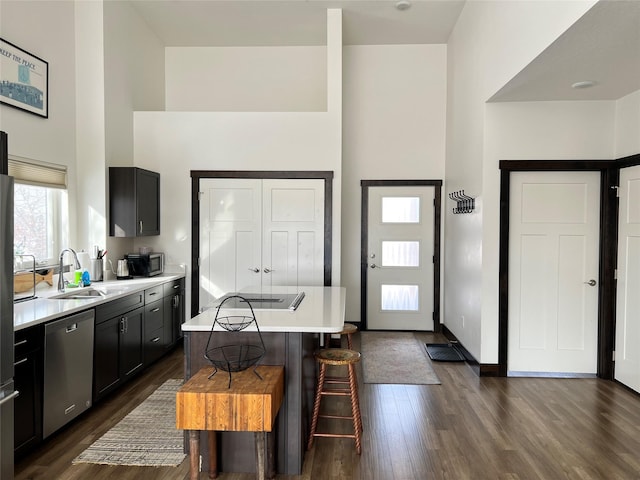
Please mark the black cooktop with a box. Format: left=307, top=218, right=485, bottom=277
left=214, top=291, right=305, bottom=311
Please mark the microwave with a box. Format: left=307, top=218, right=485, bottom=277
left=125, top=253, right=164, bottom=277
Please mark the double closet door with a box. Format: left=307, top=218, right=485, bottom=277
left=199, top=178, right=325, bottom=309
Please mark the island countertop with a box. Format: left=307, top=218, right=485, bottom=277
left=182, top=286, right=346, bottom=333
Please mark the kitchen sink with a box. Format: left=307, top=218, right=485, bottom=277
left=50, top=288, right=106, bottom=300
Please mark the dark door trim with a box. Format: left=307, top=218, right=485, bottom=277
left=360, top=179, right=443, bottom=331
left=498, top=159, right=635, bottom=379
left=190, top=170, right=334, bottom=318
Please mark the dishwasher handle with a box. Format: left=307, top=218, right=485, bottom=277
left=66, top=323, right=78, bottom=333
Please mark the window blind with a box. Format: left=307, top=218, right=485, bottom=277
left=8, top=156, right=67, bottom=189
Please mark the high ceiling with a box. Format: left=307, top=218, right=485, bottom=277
left=127, top=0, right=640, bottom=102
left=128, top=0, right=466, bottom=46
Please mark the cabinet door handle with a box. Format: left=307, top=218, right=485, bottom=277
left=248, top=267, right=260, bottom=273
left=263, top=268, right=273, bottom=274
left=120, top=317, right=127, bottom=334
left=173, top=295, right=180, bottom=308
left=151, top=337, right=160, bottom=343
left=0, top=391, right=19, bottom=406
left=149, top=292, right=157, bottom=296
left=14, top=339, right=27, bottom=347
left=150, top=307, right=160, bottom=313
left=139, top=220, right=143, bottom=234
left=14, top=358, right=28, bottom=367
left=173, top=284, right=180, bottom=289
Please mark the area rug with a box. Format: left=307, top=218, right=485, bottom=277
left=72, top=379, right=186, bottom=467
left=361, top=332, right=441, bottom=385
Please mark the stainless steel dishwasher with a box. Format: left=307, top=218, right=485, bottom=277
left=43, top=309, right=95, bottom=438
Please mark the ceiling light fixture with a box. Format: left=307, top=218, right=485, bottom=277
left=571, top=80, right=597, bottom=89
left=395, top=0, right=411, bottom=11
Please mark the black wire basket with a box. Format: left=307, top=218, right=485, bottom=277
left=204, top=295, right=266, bottom=388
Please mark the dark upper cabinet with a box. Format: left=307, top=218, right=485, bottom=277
left=109, top=167, right=160, bottom=237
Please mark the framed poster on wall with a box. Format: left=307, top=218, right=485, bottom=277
left=0, top=38, right=48, bottom=118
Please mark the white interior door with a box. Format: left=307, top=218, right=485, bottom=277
left=366, top=186, right=435, bottom=331
left=615, top=165, right=640, bottom=393
left=199, top=177, right=325, bottom=310
left=508, top=171, right=600, bottom=375
left=262, top=179, right=325, bottom=288
left=199, top=179, right=262, bottom=309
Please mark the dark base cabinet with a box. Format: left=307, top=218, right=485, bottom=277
left=15, top=276, right=186, bottom=458
left=143, top=278, right=185, bottom=366
left=14, top=325, right=43, bottom=458
left=93, top=293, right=145, bottom=402
left=163, top=278, right=185, bottom=346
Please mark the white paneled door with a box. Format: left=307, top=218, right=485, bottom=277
left=508, top=171, right=600, bottom=375
left=366, top=186, right=435, bottom=331
left=615, top=165, right=640, bottom=393
left=199, top=178, right=324, bottom=310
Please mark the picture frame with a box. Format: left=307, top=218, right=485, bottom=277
left=0, top=38, right=48, bottom=118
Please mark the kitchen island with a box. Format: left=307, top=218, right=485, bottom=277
left=181, top=285, right=346, bottom=476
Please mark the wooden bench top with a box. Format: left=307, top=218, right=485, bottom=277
left=176, top=365, right=285, bottom=432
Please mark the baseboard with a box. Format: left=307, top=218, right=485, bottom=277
left=441, top=325, right=502, bottom=377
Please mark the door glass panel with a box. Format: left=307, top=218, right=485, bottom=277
left=381, top=285, right=419, bottom=311
left=382, top=241, right=419, bottom=267
left=382, top=196, right=420, bottom=223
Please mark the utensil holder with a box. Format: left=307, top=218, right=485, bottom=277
left=90, top=258, right=103, bottom=282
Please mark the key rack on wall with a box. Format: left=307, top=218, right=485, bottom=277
left=449, top=190, right=475, bottom=214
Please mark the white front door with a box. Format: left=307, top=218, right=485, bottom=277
left=508, top=171, right=600, bottom=375
left=366, top=186, right=435, bottom=331
left=199, top=178, right=325, bottom=310
left=615, top=165, right=640, bottom=392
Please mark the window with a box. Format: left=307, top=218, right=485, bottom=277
left=10, top=157, right=68, bottom=268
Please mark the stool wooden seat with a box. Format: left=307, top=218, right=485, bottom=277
left=324, top=322, right=358, bottom=350
left=307, top=348, right=362, bottom=454
left=176, top=366, right=284, bottom=480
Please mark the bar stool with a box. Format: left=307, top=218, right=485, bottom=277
left=324, top=323, right=358, bottom=349
left=307, top=348, right=362, bottom=454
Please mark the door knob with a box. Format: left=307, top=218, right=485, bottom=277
left=370, top=264, right=377, bottom=269
left=264, top=268, right=272, bottom=273
left=248, top=267, right=259, bottom=273
left=584, top=279, right=597, bottom=287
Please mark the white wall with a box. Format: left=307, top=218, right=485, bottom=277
left=341, top=44, right=447, bottom=324
left=134, top=10, right=343, bottom=313
left=75, top=0, right=106, bottom=260
left=166, top=47, right=326, bottom=112
left=445, top=0, right=598, bottom=362
left=482, top=100, right=616, bottom=361
left=102, top=0, right=166, bottom=270
left=0, top=0, right=78, bottom=243
left=614, top=90, right=640, bottom=158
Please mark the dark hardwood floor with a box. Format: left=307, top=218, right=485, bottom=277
left=15, top=333, right=640, bottom=480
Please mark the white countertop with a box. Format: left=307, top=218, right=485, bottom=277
left=183, top=286, right=346, bottom=333
left=14, top=270, right=186, bottom=331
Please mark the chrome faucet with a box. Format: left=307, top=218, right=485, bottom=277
left=57, top=248, right=81, bottom=292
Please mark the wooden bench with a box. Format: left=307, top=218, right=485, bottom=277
left=176, top=365, right=285, bottom=480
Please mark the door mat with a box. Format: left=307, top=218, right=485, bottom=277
left=425, top=343, right=466, bottom=362
left=72, top=379, right=186, bottom=467
left=361, top=332, right=440, bottom=384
